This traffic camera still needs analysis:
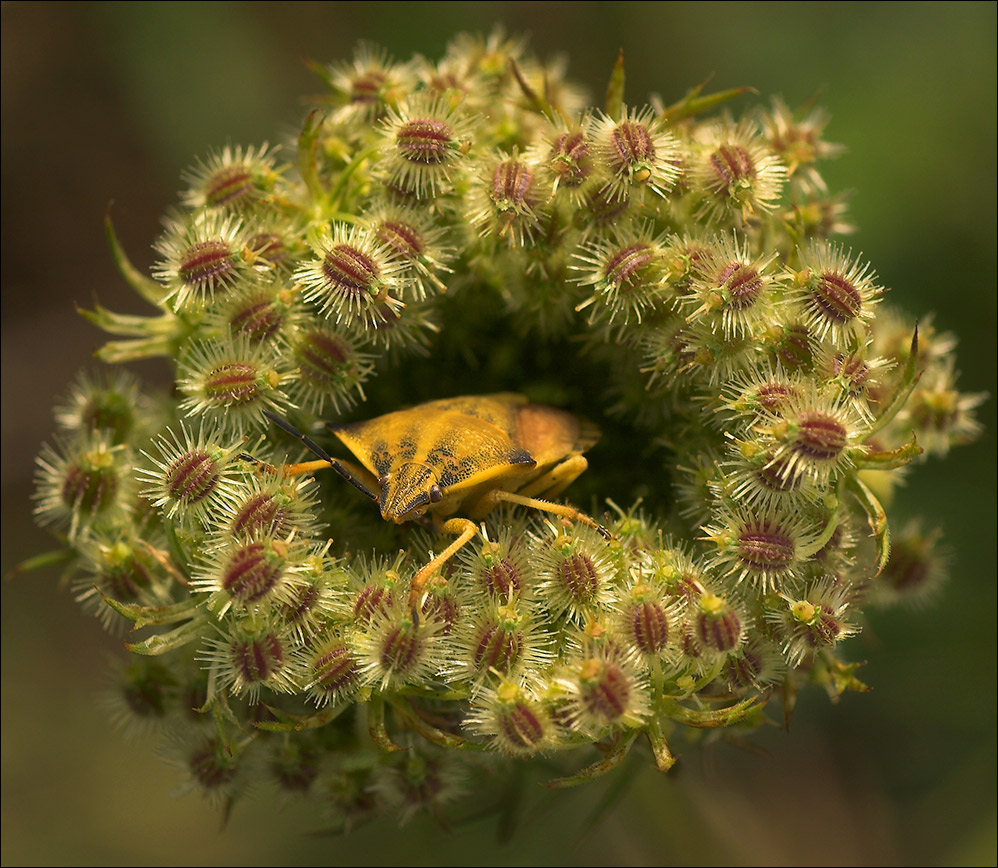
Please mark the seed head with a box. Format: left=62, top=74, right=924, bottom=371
left=869, top=522, right=948, bottom=608
left=682, top=233, right=779, bottom=339
left=460, top=524, right=535, bottom=603
left=695, top=591, right=744, bottom=654
left=704, top=503, right=822, bottom=591
left=755, top=384, right=868, bottom=485
left=466, top=679, right=555, bottom=755
left=297, top=224, right=405, bottom=328
left=201, top=614, right=304, bottom=702
left=379, top=96, right=474, bottom=199
left=352, top=596, right=445, bottom=691
left=196, top=536, right=306, bottom=616
left=177, top=335, right=294, bottom=437
left=616, top=581, right=677, bottom=658
left=185, top=738, right=239, bottom=798
left=530, top=118, right=595, bottom=203
left=137, top=422, right=243, bottom=528
left=306, top=635, right=362, bottom=707
left=589, top=106, right=681, bottom=202
left=467, top=149, right=549, bottom=248
left=692, top=119, right=787, bottom=224
left=180, top=143, right=284, bottom=212
left=369, top=747, right=464, bottom=826
left=451, top=599, right=550, bottom=692
left=270, top=740, right=321, bottom=794
left=153, top=212, right=257, bottom=310
left=325, top=43, right=415, bottom=122
left=900, top=357, right=986, bottom=456
left=786, top=240, right=883, bottom=346
left=367, top=206, right=453, bottom=300
left=210, top=280, right=298, bottom=345
left=285, top=324, right=373, bottom=415
left=573, top=226, right=670, bottom=327
left=555, top=650, right=649, bottom=736
left=723, top=638, right=785, bottom=690
left=34, top=432, right=131, bottom=542
left=534, top=523, right=618, bottom=622
left=766, top=579, right=857, bottom=667
left=54, top=368, right=149, bottom=445
left=115, top=658, right=177, bottom=723
left=74, top=532, right=171, bottom=630
left=760, top=98, right=843, bottom=195
left=214, top=472, right=320, bottom=544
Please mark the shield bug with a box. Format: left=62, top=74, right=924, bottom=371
left=258, top=393, right=607, bottom=612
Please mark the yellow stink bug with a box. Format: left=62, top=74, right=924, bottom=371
left=261, top=393, right=607, bottom=611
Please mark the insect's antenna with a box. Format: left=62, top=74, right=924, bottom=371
left=262, top=409, right=337, bottom=467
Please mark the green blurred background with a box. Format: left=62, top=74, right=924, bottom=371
left=2, top=2, right=994, bottom=864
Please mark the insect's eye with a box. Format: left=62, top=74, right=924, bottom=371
left=378, top=473, right=390, bottom=488
left=428, top=484, right=442, bottom=504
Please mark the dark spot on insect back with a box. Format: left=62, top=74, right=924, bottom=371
left=395, top=433, right=418, bottom=461
left=426, top=443, right=456, bottom=464
left=370, top=442, right=391, bottom=476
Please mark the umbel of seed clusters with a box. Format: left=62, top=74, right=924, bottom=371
left=28, top=30, right=983, bottom=826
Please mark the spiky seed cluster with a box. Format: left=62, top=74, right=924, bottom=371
left=534, top=524, right=618, bottom=622
left=176, top=336, right=294, bottom=436
left=306, top=637, right=362, bottom=707
left=556, top=649, right=649, bottom=736
left=286, top=325, right=373, bottom=414
left=152, top=212, right=261, bottom=310
left=682, top=234, right=779, bottom=339
left=468, top=150, right=549, bottom=248
left=574, top=228, right=670, bottom=326
left=692, top=119, right=788, bottom=224
left=467, top=680, right=554, bottom=755
left=536, top=120, right=594, bottom=201
left=34, top=433, right=132, bottom=541
left=180, top=144, right=284, bottom=211
left=590, top=107, right=680, bottom=202
left=297, top=225, right=405, bottom=327
left=787, top=241, right=882, bottom=345
left=380, top=97, right=473, bottom=199
left=28, top=33, right=983, bottom=828
left=211, top=281, right=297, bottom=344
left=202, top=614, right=303, bottom=702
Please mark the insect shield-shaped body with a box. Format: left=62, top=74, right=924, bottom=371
left=264, top=393, right=606, bottom=611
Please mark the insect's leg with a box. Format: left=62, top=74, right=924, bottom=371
left=517, top=454, right=588, bottom=500
left=409, top=518, right=479, bottom=617
left=476, top=488, right=612, bottom=540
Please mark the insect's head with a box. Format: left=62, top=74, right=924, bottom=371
left=378, top=461, right=443, bottom=522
